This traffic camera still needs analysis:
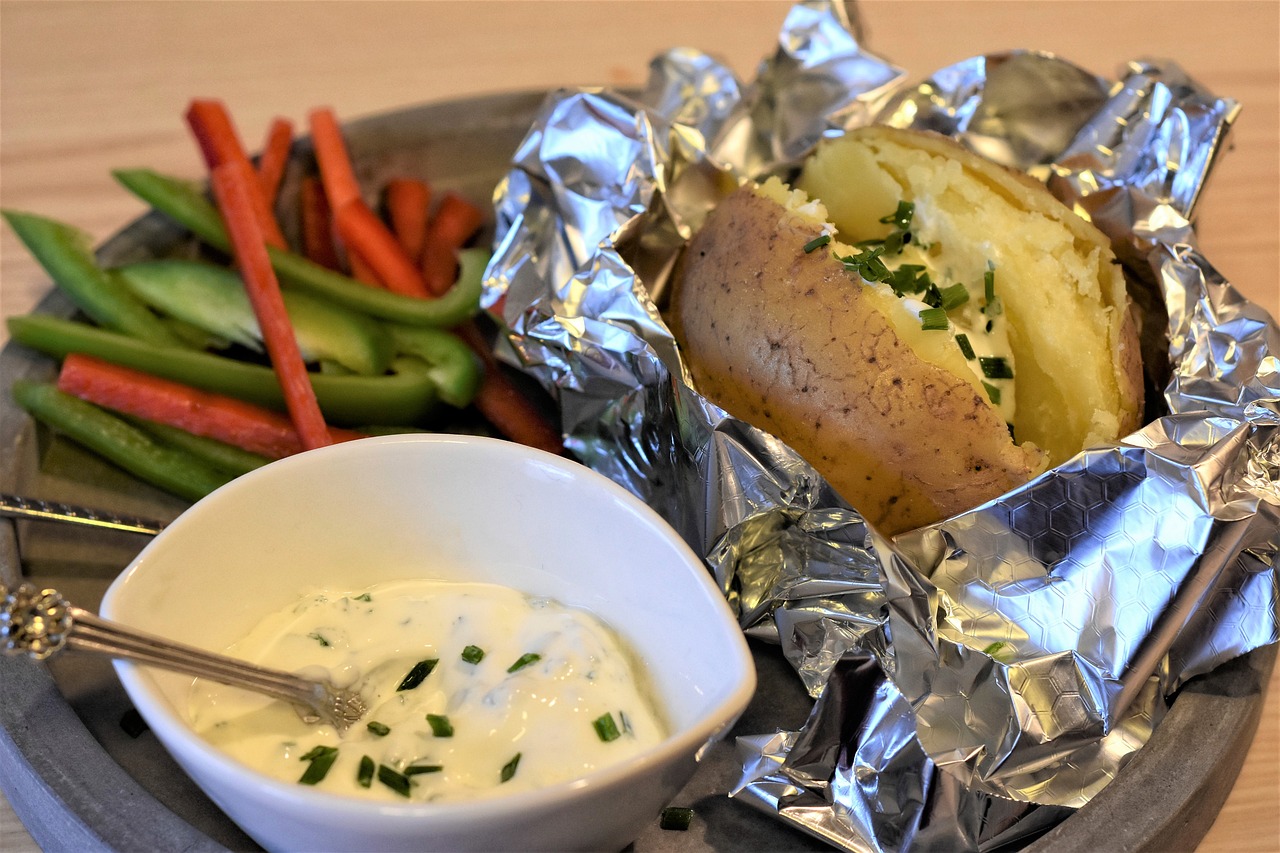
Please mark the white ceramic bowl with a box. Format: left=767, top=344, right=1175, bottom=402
left=100, top=434, right=755, bottom=852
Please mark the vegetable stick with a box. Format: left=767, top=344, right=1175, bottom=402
left=299, top=176, right=342, bottom=270
left=12, top=379, right=237, bottom=502
left=10, top=314, right=445, bottom=427
left=384, top=178, right=432, bottom=266
left=308, top=107, right=363, bottom=211
left=185, top=99, right=288, bottom=249
left=421, top=192, right=485, bottom=296
left=257, top=117, right=294, bottom=205
left=2, top=210, right=185, bottom=347
left=453, top=321, right=562, bottom=454
left=210, top=158, right=332, bottom=450
left=345, top=244, right=389, bottom=288
left=334, top=199, right=432, bottom=297
left=57, top=354, right=364, bottom=459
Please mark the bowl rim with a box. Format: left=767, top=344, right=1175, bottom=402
left=104, top=433, right=758, bottom=819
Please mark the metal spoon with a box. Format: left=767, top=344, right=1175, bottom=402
left=0, top=581, right=367, bottom=732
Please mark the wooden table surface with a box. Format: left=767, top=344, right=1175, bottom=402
left=2, top=2, right=1276, bottom=851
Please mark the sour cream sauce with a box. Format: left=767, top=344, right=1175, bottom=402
left=189, top=579, right=667, bottom=802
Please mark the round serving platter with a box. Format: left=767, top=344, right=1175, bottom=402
left=0, top=90, right=1273, bottom=853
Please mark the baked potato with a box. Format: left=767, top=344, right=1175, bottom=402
left=670, top=126, right=1143, bottom=535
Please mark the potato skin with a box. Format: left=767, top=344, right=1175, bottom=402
left=671, top=186, right=1043, bottom=534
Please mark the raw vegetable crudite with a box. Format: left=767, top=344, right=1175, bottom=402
left=671, top=126, right=1143, bottom=535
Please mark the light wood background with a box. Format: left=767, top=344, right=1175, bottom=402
left=2, top=2, right=1276, bottom=851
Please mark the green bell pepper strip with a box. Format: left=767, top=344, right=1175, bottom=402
left=11, top=380, right=235, bottom=501
left=386, top=324, right=482, bottom=408
left=3, top=210, right=185, bottom=348
left=119, top=413, right=271, bottom=477
left=7, top=315, right=443, bottom=427
left=117, top=259, right=395, bottom=376
left=111, top=169, right=485, bottom=328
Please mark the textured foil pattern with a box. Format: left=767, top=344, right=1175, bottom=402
left=484, top=0, right=1277, bottom=848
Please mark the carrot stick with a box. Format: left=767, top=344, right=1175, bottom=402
left=299, top=176, right=342, bottom=270
left=384, top=178, right=432, bottom=266
left=453, top=321, right=561, bottom=455
left=57, top=354, right=363, bottom=459
left=345, top=245, right=387, bottom=288
left=334, top=199, right=431, bottom=297
left=185, top=98, right=287, bottom=250
left=210, top=159, right=332, bottom=451
left=257, top=117, right=294, bottom=205
left=307, top=107, right=363, bottom=211
left=421, top=191, right=486, bottom=296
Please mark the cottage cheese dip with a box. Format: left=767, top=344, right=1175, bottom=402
left=189, top=578, right=667, bottom=802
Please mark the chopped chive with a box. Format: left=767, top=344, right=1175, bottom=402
left=938, top=282, right=969, bottom=310
left=396, top=658, right=439, bottom=691
left=835, top=245, right=890, bottom=282
left=593, top=712, right=622, bottom=742
left=879, top=200, right=914, bottom=229
left=308, top=632, right=331, bottom=647
left=500, top=753, right=522, bottom=783
left=357, top=755, right=375, bottom=788
left=507, top=653, right=541, bottom=673
left=982, top=641, right=1008, bottom=656
left=377, top=764, right=413, bottom=797
left=366, top=721, right=391, bottom=737
left=426, top=714, right=454, bottom=737
left=982, top=381, right=1002, bottom=405
left=404, top=764, right=444, bottom=776
left=886, top=263, right=930, bottom=296
left=955, top=333, right=976, bottom=360
left=461, top=644, right=485, bottom=664
left=984, top=263, right=996, bottom=303
left=803, top=233, right=831, bottom=253
left=298, top=745, right=339, bottom=785
left=660, top=807, right=695, bottom=831
left=919, top=307, right=949, bottom=331
left=353, top=593, right=372, bottom=602
left=979, top=356, right=1014, bottom=380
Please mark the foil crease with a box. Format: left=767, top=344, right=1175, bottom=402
left=483, top=0, right=1278, bottom=848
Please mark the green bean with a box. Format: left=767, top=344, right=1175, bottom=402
left=386, top=324, right=482, bottom=408
left=11, top=381, right=233, bottom=502
left=7, top=315, right=441, bottom=427
left=120, top=414, right=271, bottom=477
left=3, top=210, right=185, bottom=347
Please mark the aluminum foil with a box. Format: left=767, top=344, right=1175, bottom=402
left=484, top=0, right=1278, bottom=849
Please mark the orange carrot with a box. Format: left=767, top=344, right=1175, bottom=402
left=57, top=354, right=364, bottom=459
left=345, top=245, right=387, bottom=288
left=299, top=176, right=342, bottom=270
left=452, top=321, right=561, bottom=455
left=384, top=178, right=432, bottom=266
left=333, top=199, right=431, bottom=297
left=256, top=117, right=294, bottom=205
left=422, top=191, right=486, bottom=296
left=185, top=98, right=287, bottom=250
left=307, top=107, right=363, bottom=211
left=210, top=159, right=332, bottom=451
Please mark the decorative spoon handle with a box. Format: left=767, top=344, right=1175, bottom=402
left=0, top=582, right=366, bottom=732
left=0, top=493, right=168, bottom=536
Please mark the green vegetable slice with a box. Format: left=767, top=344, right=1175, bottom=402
left=396, top=658, right=439, bottom=691
left=298, top=745, right=339, bottom=785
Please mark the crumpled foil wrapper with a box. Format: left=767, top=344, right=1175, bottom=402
left=484, top=0, right=1279, bottom=849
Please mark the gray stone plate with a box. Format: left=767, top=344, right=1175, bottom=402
left=0, top=90, right=1272, bottom=853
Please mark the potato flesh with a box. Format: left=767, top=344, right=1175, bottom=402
left=798, top=128, right=1141, bottom=463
